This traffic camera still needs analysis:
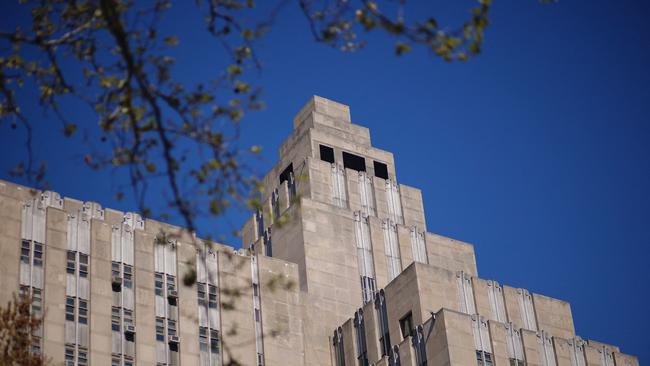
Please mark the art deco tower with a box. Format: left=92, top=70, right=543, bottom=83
left=0, top=96, right=638, bottom=366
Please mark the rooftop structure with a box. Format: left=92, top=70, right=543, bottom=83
left=0, top=96, right=637, bottom=366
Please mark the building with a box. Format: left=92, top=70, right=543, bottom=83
left=0, top=96, right=638, bottom=366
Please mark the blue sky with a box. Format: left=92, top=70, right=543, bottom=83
left=1, top=0, right=649, bottom=361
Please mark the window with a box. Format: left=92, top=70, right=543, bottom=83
left=375, top=290, right=391, bottom=357
left=210, top=329, right=220, bottom=354
left=199, top=326, right=209, bottom=352
left=333, top=327, right=345, bottom=366
left=31, top=338, right=41, bottom=355
left=78, top=348, right=88, bottom=366
left=123, top=309, right=133, bottom=324
left=123, top=265, right=133, bottom=289
left=112, top=262, right=120, bottom=277
left=279, top=163, right=294, bottom=184
left=399, top=312, right=413, bottom=339
left=354, top=310, right=369, bottom=366
left=155, top=273, right=164, bottom=296
left=477, top=351, right=493, bottom=366
left=21, top=240, right=30, bottom=263
left=168, top=319, right=177, bottom=337
left=413, top=325, right=427, bottom=366
left=208, top=285, right=218, bottom=309
left=112, top=357, right=121, bottom=366
left=320, top=145, right=335, bottom=163
left=31, top=289, right=42, bottom=316
left=510, top=360, right=526, bottom=366
left=343, top=152, right=366, bottom=172
left=197, top=284, right=206, bottom=307
left=78, top=300, right=88, bottom=324
left=33, top=243, right=43, bottom=267
left=374, top=161, right=389, bottom=179
left=111, top=307, right=121, bottom=332
left=167, top=274, right=176, bottom=291
left=254, top=309, right=261, bottom=322
left=66, top=297, right=76, bottom=321
left=389, top=345, right=401, bottom=366
left=65, top=345, right=75, bottom=362
left=67, top=251, right=76, bottom=274
left=79, top=254, right=89, bottom=278
left=155, top=317, right=165, bottom=341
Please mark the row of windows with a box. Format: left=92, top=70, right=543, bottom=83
left=65, top=297, right=88, bottom=324
left=67, top=251, right=89, bottom=277
left=199, top=326, right=220, bottom=354
left=65, top=345, right=88, bottom=366
left=319, top=144, right=390, bottom=179
left=21, top=240, right=43, bottom=266
left=112, top=262, right=133, bottom=291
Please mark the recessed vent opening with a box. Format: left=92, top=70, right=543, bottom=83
left=343, top=152, right=366, bottom=172
left=319, top=145, right=335, bottom=163
left=279, top=163, right=293, bottom=184
left=374, top=161, right=389, bottom=179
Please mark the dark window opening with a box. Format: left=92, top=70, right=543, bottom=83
left=320, top=145, right=335, bottom=164
left=343, top=152, right=366, bottom=172
left=399, top=312, right=413, bottom=339
left=374, top=161, right=389, bottom=180
left=279, top=163, right=293, bottom=184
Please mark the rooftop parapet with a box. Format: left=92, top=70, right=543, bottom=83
left=293, top=95, right=351, bottom=129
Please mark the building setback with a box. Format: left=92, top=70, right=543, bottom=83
left=0, top=96, right=638, bottom=366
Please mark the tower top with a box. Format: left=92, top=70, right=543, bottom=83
left=293, top=95, right=351, bottom=129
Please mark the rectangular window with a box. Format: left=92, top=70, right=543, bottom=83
left=111, top=307, right=121, bottom=332
left=210, top=329, right=220, bottom=354
left=155, top=317, right=165, bottom=341
left=343, top=152, right=366, bottom=172
left=66, top=297, right=76, bottom=321
left=320, top=145, right=335, bottom=163
left=168, top=319, right=177, bottom=336
left=155, top=273, right=164, bottom=296
left=208, top=285, right=218, bottom=309
left=21, top=240, right=30, bottom=263
left=78, top=299, right=88, bottom=324
left=477, top=351, right=493, bottom=366
left=279, top=163, right=294, bottom=184
left=374, top=161, right=389, bottom=179
left=79, top=254, right=89, bottom=278
left=399, top=312, right=413, bottom=339
left=78, top=348, right=88, bottom=366
left=197, top=283, right=206, bottom=307
left=31, top=289, right=42, bottom=316
left=333, top=327, right=345, bottom=366
left=33, top=243, right=43, bottom=267
left=414, top=325, right=427, bottom=366
left=166, top=274, right=176, bottom=291
left=65, top=345, right=75, bottom=361
left=67, top=251, right=76, bottom=274
left=199, top=326, right=209, bottom=352
left=354, top=310, right=369, bottom=366
left=123, top=309, right=133, bottom=325
left=376, top=291, right=391, bottom=357
left=123, top=265, right=133, bottom=289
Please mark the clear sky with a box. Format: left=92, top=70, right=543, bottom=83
left=1, top=0, right=649, bottom=361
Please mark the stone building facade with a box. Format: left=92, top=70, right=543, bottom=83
left=0, top=96, right=638, bottom=366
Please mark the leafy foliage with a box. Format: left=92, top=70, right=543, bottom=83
left=0, top=294, right=46, bottom=366
left=0, top=0, right=507, bottom=238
